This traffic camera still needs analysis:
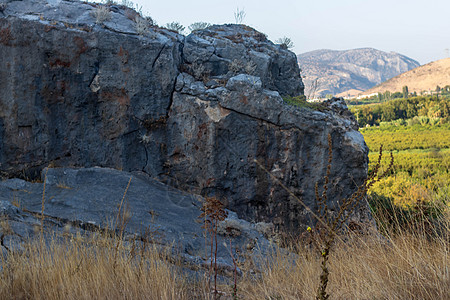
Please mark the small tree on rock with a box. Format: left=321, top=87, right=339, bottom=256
left=165, top=22, right=185, bottom=34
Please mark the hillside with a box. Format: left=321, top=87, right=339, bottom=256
left=297, top=48, right=419, bottom=98
left=364, top=57, right=450, bottom=94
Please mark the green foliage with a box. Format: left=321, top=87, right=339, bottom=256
left=165, top=22, right=185, bottom=34
left=368, top=193, right=445, bottom=235
left=361, top=124, right=450, bottom=151
left=188, top=22, right=211, bottom=32
left=350, top=95, right=450, bottom=127
left=276, top=37, right=294, bottom=50
left=362, top=123, right=449, bottom=224
left=282, top=95, right=324, bottom=111
left=402, top=85, right=409, bottom=98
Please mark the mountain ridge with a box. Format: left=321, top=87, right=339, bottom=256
left=297, top=48, right=420, bottom=98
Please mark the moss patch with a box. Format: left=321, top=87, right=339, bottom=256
left=282, top=95, right=325, bottom=111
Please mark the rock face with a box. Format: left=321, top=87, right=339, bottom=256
left=297, top=48, right=420, bottom=97
left=0, top=167, right=279, bottom=270
left=0, top=0, right=368, bottom=233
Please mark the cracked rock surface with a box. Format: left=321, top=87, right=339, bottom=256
left=0, top=167, right=279, bottom=271
left=0, top=0, right=369, bottom=233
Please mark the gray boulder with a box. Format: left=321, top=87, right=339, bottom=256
left=167, top=74, right=368, bottom=231
left=183, top=24, right=304, bottom=96
left=0, top=167, right=279, bottom=270
left=0, top=0, right=369, bottom=233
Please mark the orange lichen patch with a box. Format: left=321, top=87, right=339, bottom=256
left=73, top=36, right=88, bottom=55
left=100, top=88, right=130, bottom=107
left=49, top=58, right=71, bottom=68
left=118, top=46, right=129, bottom=64
left=0, top=26, right=13, bottom=45
left=205, top=177, right=215, bottom=186
left=197, top=123, right=208, bottom=139
left=117, top=88, right=130, bottom=106
left=224, top=33, right=243, bottom=43
left=44, top=25, right=56, bottom=33
left=170, top=146, right=186, bottom=162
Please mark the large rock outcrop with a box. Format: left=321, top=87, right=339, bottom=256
left=0, top=0, right=368, bottom=233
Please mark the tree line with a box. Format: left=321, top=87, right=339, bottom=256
left=351, top=95, right=450, bottom=127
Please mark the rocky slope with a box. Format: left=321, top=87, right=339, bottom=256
left=297, top=48, right=420, bottom=98
left=364, top=57, right=450, bottom=94
left=0, top=0, right=368, bottom=234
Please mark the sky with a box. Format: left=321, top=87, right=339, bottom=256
left=105, top=0, right=450, bottom=65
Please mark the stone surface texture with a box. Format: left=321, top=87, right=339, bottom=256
left=0, top=167, right=279, bottom=270
left=0, top=0, right=368, bottom=233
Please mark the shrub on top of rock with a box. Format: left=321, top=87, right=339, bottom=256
left=92, top=5, right=111, bottom=25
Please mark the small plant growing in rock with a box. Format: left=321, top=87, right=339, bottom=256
left=234, top=7, right=246, bottom=24
left=244, top=61, right=257, bottom=75
left=165, top=21, right=185, bottom=34
left=134, top=16, right=149, bottom=35
left=229, top=59, right=244, bottom=75
left=120, top=0, right=134, bottom=7
left=254, top=32, right=267, bottom=42
left=229, top=59, right=256, bottom=75
left=145, top=15, right=156, bottom=27
left=139, top=133, right=151, bottom=144
left=307, top=78, right=322, bottom=100
left=282, top=95, right=326, bottom=111
left=188, top=22, right=211, bottom=32
left=190, top=62, right=210, bottom=81
left=92, top=5, right=111, bottom=25
left=276, top=36, right=294, bottom=50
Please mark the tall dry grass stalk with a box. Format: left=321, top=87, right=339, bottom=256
left=199, top=196, right=228, bottom=299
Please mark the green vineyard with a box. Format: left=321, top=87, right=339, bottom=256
left=355, top=98, right=450, bottom=212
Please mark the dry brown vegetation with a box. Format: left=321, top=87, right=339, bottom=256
left=0, top=211, right=448, bottom=299
left=0, top=232, right=190, bottom=299
left=239, top=213, right=450, bottom=299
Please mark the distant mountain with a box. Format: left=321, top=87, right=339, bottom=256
left=297, top=48, right=420, bottom=98
left=363, top=58, right=450, bottom=95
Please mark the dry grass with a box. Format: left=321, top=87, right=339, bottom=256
left=0, top=232, right=190, bottom=300
left=0, top=213, right=447, bottom=299
left=239, top=214, right=450, bottom=300
left=92, top=6, right=111, bottom=25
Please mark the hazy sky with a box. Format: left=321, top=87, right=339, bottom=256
left=111, top=0, right=450, bottom=65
